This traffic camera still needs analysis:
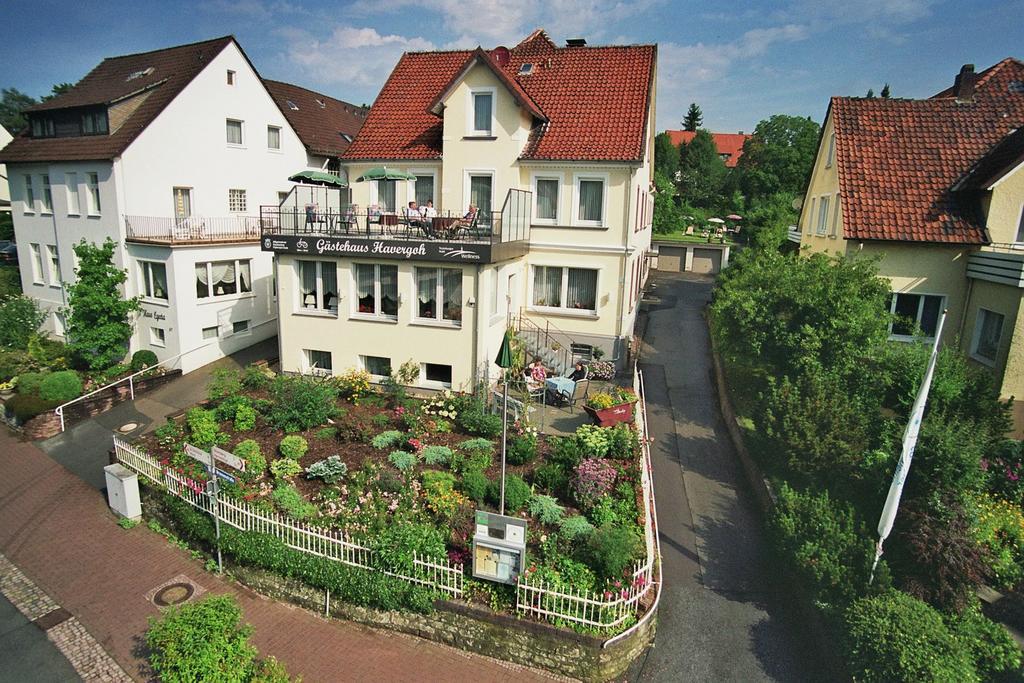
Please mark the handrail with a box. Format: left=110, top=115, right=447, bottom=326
left=54, top=318, right=277, bottom=432
left=603, top=365, right=662, bottom=648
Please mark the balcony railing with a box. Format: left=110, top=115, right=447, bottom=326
left=125, top=215, right=263, bottom=244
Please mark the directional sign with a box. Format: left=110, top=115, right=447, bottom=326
left=205, top=466, right=237, bottom=484
left=211, top=446, right=246, bottom=472
left=184, top=443, right=210, bottom=465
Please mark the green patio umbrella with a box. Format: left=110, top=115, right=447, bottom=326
left=354, top=166, right=417, bottom=182
left=287, top=169, right=349, bottom=187
left=495, top=329, right=514, bottom=515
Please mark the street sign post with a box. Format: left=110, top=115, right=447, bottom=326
left=184, top=443, right=223, bottom=573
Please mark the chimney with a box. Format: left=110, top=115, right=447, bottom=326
left=738, top=130, right=745, bottom=135
left=566, top=38, right=587, bottom=47
left=954, top=64, right=977, bottom=102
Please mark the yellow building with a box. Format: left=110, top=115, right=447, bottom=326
left=799, top=58, right=1024, bottom=430
left=263, top=30, right=656, bottom=390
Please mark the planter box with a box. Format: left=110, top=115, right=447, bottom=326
left=583, top=401, right=636, bottom=427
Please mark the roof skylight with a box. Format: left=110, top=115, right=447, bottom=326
left=126, top=66, right=155, bottom=82
left=518, top=63, right=534, bottom=75
left=316, top=98, right=326, bottom=108
left=287, top=100, right=299, bottom=110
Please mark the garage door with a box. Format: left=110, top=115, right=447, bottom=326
left=691, top=248, right=722, bottom=274
left=657, top=246, right=686, bottom=272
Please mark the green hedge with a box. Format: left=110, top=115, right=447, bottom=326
left=161, top=494, right=436, bottom=614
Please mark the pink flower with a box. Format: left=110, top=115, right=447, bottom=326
left=980, top=459, right=989, bottom=472
left=604, top=591, right=613, bottom=600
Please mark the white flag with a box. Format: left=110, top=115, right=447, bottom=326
left=876, top=310, right=947, bottom=544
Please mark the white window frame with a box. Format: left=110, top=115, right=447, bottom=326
left=1014, top=203, right=1024, bottom=244
left=350, top=262, right=398, bottom=321
left=305, top=349, right=333, bottom=376
left=361, top=354, right=393, bottom=380
left=226, top=119, right=244, bottom=146
left=295, top=260, right=339, bottom=316
left=826, top=132, right=835, bottom=168
left=420, top=362, right=453, bottom=389
left=888, top=292, right=946, bottom=341
left=226, top=69, right=236, bottom=85
left=40, top=174, right=53, bottom=214
left=29, top=243, right=43, bottom=284
left=528, top=264, right=600, bottom=317
left=571, top=172, right=608, bottom=228
left=970, top=308, right=1005, bottom=366
left=531, top=173, right=561, bottom=225
left=22, top=175, right=35, bottom=214
left=816, top=195, right=830, bottom=235
left=150, top=327, right=166, bottom=348
left=138, top=260, right=168, bottom=301
left=195, top=259, right=252, bottom=301
left=45, top=245, right=60, bottom=287
left=369, top=178, right=399, bottom=212
left=65, top=172, right=80, bottom=216
left=408, top=169, right=437, bottom=208
left=462, top=169, right=495, bottom=219
left=86, top=172, right=101, bottom=215
left=467, top=87, right=496, bottom=136
left=202, top=325, right=219, bottom=340
left=228, top=189, right=247, bottom=213
left=53, top=311, right=66, bottom=337
left=805, top=196, right=817, bottom=234
left=831, top=192, right=840, bottom=237
left=267, top=125, right=281, bottom=151
left=414, top=266, right=463, bottom=327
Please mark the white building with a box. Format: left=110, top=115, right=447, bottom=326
left=264, top=30, right=656, bottom=389
left=0, top=36, right=365, bottom=373
left=0, top=124, right=11, bottom=212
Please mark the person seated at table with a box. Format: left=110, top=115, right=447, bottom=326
left=420, top=200, right=437, bottom=221
left=548, top=361, right=587, bottom=404
left=568, top=361, right=588, bottom=383
left=525, top=356, right=548, bottom=393
left=404, top=201, right=424, bottom=228
left=446, top=204, right=478, bottom=236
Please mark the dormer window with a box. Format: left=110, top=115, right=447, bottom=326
left=30, top=117, right=55, bottom=138
left=81, top=111, right=108, bottom=135
left=469, top=88, right=494, bottom=136
left=340, top=133, right=353, bottom=143
left=518, top=63, right=534, bottom=75
left=315, top=98, right=326, bottom=108
left=286, top=100, right=299, bottom=111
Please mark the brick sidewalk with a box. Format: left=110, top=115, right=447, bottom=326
left=0, top=429, right=555, bottom=682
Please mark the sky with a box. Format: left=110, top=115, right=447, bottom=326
left=1, top=0, right=1022, bottom=133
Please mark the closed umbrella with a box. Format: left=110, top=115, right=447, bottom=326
left=354, top=166, right=418, bottom=182
left=495, top=329, right=515, bottom=515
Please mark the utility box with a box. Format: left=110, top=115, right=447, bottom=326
left=104, top=464, right=142, bottom=520
left=472, top=510, right=527, bottom=584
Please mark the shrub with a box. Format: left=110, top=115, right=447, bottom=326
left=533, top=462, right=569, bottom=496
left=372, top=522, right=447, bottom=573
left=130, top=349, right=158, bottom=372
left=269, top=458, right=302, bottom=480
left=947, top=599, right=1022, bottom=680
left=16, top=371, right=48, bottom=396
left=267, top=376, right=338, bottom=432
left=214, top=394, right=252, bottom=422
left=0, top=296, right=46, bottom=350
left=335, top=413, right=373, bottom=443
left=233, top=440, right=266, bottom=480
left=458, top=405, right=503, bottom=438
left=843, top=590, right=977, bottom=683
left=460, top=469, right=489, bottom=503
left=549, top=435, right=585, bottom=470
left=576, top=424, right=611, bottom=457
left=529, top=494, right=565, bottom=525
left=371, top=430, right=404, bottom=450
left=146, top=595, right=259, bottom=683
left=0, top=348, right=33, bottom=382
left=576, top=524, right=641, bottom=581
left=422, top=390, right=460, bottom=421
left=558, top=515, right=596, bottom=543
left=459, top=437, right=494, bottom=453
left=186, top=407, right=224, bottom=451
left=606, top=423, right=639, bottom=460
left=306, top=456, right=348, bottom=484
left=335, top=368, right=372, bottom=399
left=27, top=335, right=69, bottom=371
left=207, top=368, right=242, bottom=403
left=487, top=474, right=531, bottom=513
left=388, top=450, right=418, bottom=472
left=4, top=393, right=57, bottom=422
left=422, top=471, right=465, bottom=520
left=768, top=483, right=878, bottom=606
left=272, top=483, right=317, bottom=519
left=155, top=418, right=185, bottom=449
left=233, top=402, right=257, bottom=432
left=313, top=426, right=337, bottom=440
left=421, top=445, right=453, bottom=466
left=241, top=364, right=273, bottom=391
left=586, top=392, right=616, bottom=410
left=571, top=458, right=617, bottom=512
left=370, top=413, right=390, bottom=429
left=507, top=434, right=537, bottom=465
left=969, top=493, right=1024, bottom=590
left=278, top=435, right=308, bottom=460
left=37, top=370, right=82, bottom=402
left=453, top=438, right=494, bottom=473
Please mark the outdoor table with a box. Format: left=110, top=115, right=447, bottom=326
left=545, top=376, right=575, bottom=401
left=432, top=216, right=457, bottom=239
left=380, top=213, right=398, bottom=226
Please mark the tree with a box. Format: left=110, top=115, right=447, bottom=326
left=653, top=132, right=679, bottom=180
left=880, top=83, right=891, bottom=98
left=677, top=129, right=727, bottom=208
left=41, top=82, right=74, bottom=102
left=0, top=88, right=37, bottom=135
left=0, top=296, right=45, bottom=349
left=682, top=102, right=703, bottom=131
left=64, top=238, right=140, bottom=371
left=734, top=114, right=820, bottom=200
left=652, top=170, right=682, bottom=234
left=866, top=88, right=875, bottom=98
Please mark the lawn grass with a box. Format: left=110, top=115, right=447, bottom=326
left=652, top=231, right=737, bottom=245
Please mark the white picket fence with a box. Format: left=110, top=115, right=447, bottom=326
left=112, top=437, right=464, bottom=597
left=515, top=365, right=661, bottom=631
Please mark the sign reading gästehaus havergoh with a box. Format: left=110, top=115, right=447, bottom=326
left=262, top=234, right=492, bottom=262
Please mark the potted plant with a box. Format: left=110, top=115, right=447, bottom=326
left=583, top=386, right=638, bottom=427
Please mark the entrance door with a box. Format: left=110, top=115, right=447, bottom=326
left=469, top=174, right=493, bottom=228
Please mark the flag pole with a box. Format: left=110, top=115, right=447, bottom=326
left=870, top=309, right=947, bottom=583
left=499, top=300, right=512, bottom=516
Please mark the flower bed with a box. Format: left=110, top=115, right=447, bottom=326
left=135, top=365, right=649, bottom=627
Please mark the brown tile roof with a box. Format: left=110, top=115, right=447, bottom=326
left=955, top=127, right=1024, bottom=190
left=341, top=29, right=656, bottom=162
left=831, top=57, right=1024, bottom=244
left=263, top=80, right=368, bottom=158
left=664, top=130, right=751, bottom=167
left=0, top=36, right=235, bottom=164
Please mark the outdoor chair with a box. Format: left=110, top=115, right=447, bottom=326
left=566, top=378, right=590, bottom=412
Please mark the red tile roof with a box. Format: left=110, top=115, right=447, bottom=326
left=0, top=36, right=235, bottom=163
left=831, top=57, right=1024, bottom=244
left=263, top=79, right=368, bottom=157
left=341, top=30, right=656, bottom=162
left=664, top=130, right=751, bottom=167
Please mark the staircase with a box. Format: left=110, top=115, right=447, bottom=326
left=514, top=313, right=588, bottom=377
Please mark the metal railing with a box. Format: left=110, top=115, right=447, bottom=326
left=125, top=215, right=263, bottom=243
left=514, top=313, right=588, bottom=377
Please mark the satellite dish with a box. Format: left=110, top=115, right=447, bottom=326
left=791, top=196, right=803, bottom=211
left=493, top=47, right=510, bottom=67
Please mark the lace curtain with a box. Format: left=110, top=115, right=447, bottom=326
left=537, top=179, right=558, bottom=220
left=320, top=263, right=337, bottom=310
left=442, top=269, right=462, bottom=322
left=380, top=266, right=398, bottom=316
left=578, top=180, right=603, bottom=222
left=533, top=266, right=562, bottom=307
left=299, top=261, right=317, bottom=307
left=567, top=268, right=597, bottom=310
left=356, top=264, right=375, bottom=313
left=418, top=268, right=437, bottom=318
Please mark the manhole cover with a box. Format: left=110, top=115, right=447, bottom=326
left=118, top=422, right=139, bottom=433
left=153, top=582, right=195, bottom=606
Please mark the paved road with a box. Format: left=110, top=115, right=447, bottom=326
left=0, top=593, right=80, bottom=683
left=630, top=272, right=827, bottom=682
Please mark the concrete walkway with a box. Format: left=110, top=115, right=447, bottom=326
left=37, top=337, right=278, bottom=490
left=0, top=593, right=81, bottom=683
left=630, top=272, right=827, bottom=682
left=0, top=429, right=553, bottom=682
